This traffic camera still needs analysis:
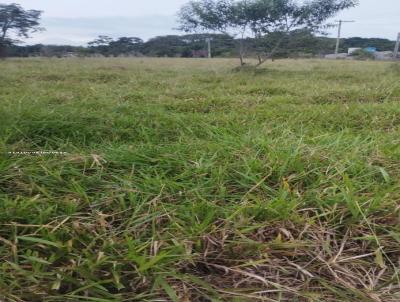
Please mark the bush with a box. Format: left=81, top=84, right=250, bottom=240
left=350, top=49, right=375, bottom=60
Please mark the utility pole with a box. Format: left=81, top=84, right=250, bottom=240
left=394, top=33, right=400, bottom=59
left=206, top=38, right=212, bottom=59
left=335, top=20, right=355, bottom=56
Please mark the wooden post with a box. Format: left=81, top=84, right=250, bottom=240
left=335, top=20, right=342, bottom=56
left=335, top=20, right=355, bottom=57
left=394, top=33, right=400, bottom=59
left=206, top=38, right=212, bottom=59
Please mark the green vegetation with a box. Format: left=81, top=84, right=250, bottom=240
left=1, top=58, right=400, bottom=301
left=350, top=49, right=376, bottom=60
left=178, top=0, right=357, bottom=65
left=0, top=3, right=43, bottom=57
left=7, top=34, right=397, bottom=59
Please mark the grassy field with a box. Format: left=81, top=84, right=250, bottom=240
left=1, top=58, right=400, bottom=302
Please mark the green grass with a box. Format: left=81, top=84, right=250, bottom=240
left=0, top=57, right=400, bottom=301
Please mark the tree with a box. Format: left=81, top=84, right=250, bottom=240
left=88, top=36, right=143, bottom=57
left=108, top=37, right=143, bottom=56
left=178, top=0, right=247, bottom=63
left=142, top=35, right=188, bottom=57
left=0, top=3, right=43, bottom=56
left=178, top=0, right=358, bottom=66
left=88, top=35, right=114, bottom=47
left=88, top=35, right=113, bottom=56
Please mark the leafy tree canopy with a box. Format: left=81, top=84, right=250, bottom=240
left=178, top=0, right=358, bottom=65
left=87, top=36, right=143, bottom=56
left=88, top=35, right=114, bottom=47
left=179, top=0, right=358, bottom=34
left=0, top=3, right=43, bottom=44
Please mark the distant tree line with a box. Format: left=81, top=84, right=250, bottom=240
left=6, top=32, right=396, bottom=59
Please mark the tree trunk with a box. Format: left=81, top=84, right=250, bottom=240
left=255, top=34, right=286, bottom=67
left=239, top=39, right=245, bottom=66
left=0, top=41, right=7, bottom=59
left=239, top=53, right=244, bottom=66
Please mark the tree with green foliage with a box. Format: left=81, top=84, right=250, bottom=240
left=109, top=37, right=143, bottom=56
left=88, top=35, right=114, bottom=47
left=142, top=35, right=188, bottom=57
left=88, top=35, right=114, bottom=56
left=88, top=36, right=143, bottom=57
left=178, top=0, right=358, bottom=66
left=0, top=3, right=43, bottom=57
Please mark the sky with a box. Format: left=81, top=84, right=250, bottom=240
left=3, top=0, right=400, bottom=45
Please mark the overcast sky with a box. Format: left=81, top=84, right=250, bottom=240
left=3, top=0, right=400, bottom=45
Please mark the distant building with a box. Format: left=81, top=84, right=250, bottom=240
left=348, top=48, right=361, bottom=55
left=348, top=47, right=377, bottom=55
left=347, top=47, right=361, bottom=56
left=364, top=47, right=377, bottom=53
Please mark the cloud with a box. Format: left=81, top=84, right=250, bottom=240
left=24, top=15, right=181, bottom=45
left=20, top=1, right=400, bottom=46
